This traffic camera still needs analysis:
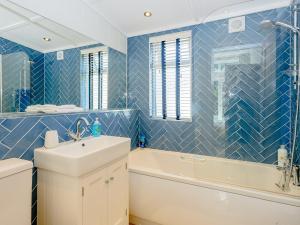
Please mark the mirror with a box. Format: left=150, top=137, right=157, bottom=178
left=0, top=52, right=31, bottom=112
left=211, top=44, right=263, bottom=128
left=0, top=2, right=127, bottom=114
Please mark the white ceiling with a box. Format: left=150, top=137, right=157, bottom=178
left=0, top=0, right=291, bottom=53
left=0, top=0, right=97, bottom=53
left=6, top=0, right=127, bottom=53
left=82, top=0, right=290, bottom=37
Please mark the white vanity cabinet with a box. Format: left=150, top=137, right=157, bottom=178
left=37, top=156, right=129, bottom=225
left=82, top=157, right=128, bottom=225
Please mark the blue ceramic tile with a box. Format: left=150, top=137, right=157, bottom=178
left=53, top=115, right=72, bottom=129
left=3, top=122, right=46, bottom=159
left=1, top=118, right=24, bottom=131
left=22, top=136, right=45, bottom=161
left=2, top=117, right=39, bottom=148
left=0, top=143, right=9, bottom=159
left=0, top=125, right=9, bottom=141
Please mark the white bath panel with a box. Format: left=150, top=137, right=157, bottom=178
left=129, top=149, right=300, bottom=225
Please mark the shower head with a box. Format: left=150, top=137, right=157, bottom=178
left=260, top=20, right=300, bottom=34
left=260, top=20, right=276, bottom=29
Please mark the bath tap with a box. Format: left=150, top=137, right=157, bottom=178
left=292, top=166, right=300, bottom=186
left=67, top=117, right=91, bottom=141
left=276, top=165, right=289, bottom=191
left=276, top=163, right=300, bottom=191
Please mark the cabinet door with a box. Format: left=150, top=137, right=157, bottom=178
left=82, top=168, right=109, bottom=225
left=108, top=159, right=129, bottom=225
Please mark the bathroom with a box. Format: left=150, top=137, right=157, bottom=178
left=0, top=0, right=299, bottom=224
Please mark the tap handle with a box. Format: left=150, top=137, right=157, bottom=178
left=80, top=127, right=86, bottom=136
left=80, top=126, right=91, bottom=137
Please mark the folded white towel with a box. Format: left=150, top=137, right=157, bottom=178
left=26, top=104, right=57, bottom=110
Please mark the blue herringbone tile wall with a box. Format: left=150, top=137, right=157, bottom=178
left=0, top=109, right=139, bottom=225
left=0, top=37, right=44, bottom=106
left=128, top=7, right=294, bottom=164
left=45, top=45, right=127, bottom=108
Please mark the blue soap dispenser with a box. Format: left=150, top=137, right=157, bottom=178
left=92, top=117, right=101, bottom=137
left=139, top=133, right=146, bottom=148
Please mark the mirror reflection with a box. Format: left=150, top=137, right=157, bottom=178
left=80, top=46, right=126, bottom=110
left=0, top=52, right=31, bottom=112
left=0, top=4, right=127, bottom=114
left=211, top=44, right=263, bottom=128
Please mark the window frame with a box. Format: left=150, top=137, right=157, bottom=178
left=149, top=31, right=193, bottom=122
left=80, top=46, right=109, bottom=110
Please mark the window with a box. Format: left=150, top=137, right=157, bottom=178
left=149, top=31, right=192, bottom=120
left=80, top=47, right=108, bottom=110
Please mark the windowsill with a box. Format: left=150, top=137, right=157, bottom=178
left=150, top=116, right=192, bottom=123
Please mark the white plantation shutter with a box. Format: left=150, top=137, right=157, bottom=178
left=179, top=37, right=192, bottom=119
left=80, top=48, right=108, bottom=110
left=165, top=40, right=177, bottom=118
left=100, top=51, right=108, bottom=109
left=80, top=54, right=89, bottom=110
left=91, top=53, right=99, bottom=109
left=150, top=31, right=192, bottom=120
left=150, top=42, right=163, bottom=118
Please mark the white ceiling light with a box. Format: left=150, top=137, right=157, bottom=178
left=43, top=37, right=51, bottom=42
left=144, top=11, right=152, bottom=17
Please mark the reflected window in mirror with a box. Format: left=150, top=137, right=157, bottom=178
left=80, top=47, right=108, bottom=110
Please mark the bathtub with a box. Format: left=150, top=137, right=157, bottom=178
left=128, top=149, right=300, bottom=225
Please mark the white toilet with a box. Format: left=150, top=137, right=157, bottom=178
left=0, top=158, right=33, bottom=225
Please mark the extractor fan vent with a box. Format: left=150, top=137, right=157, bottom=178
left=228, top=16, right=245, bottom=33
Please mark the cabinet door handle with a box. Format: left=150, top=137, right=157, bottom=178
left=110, top=177, right=114, bottom=181
left=105, top=180, right=109, bottom=184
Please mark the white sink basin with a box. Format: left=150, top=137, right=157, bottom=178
left=34, top=135, right=131, bottom=177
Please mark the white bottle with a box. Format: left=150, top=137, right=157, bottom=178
left=278, top=145, right=288, bottom=168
